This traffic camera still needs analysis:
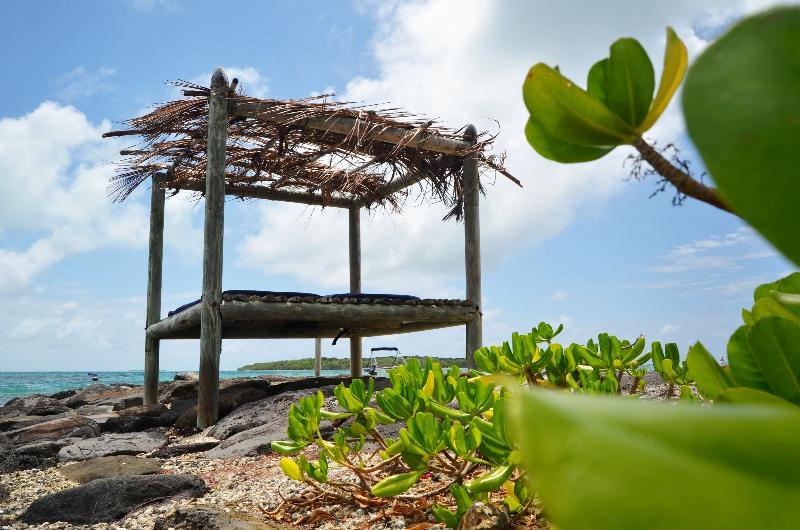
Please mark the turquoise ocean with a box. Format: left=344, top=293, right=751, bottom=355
left=0, top=370, right=351, bottom=405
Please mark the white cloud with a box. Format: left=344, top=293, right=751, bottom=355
left=190, top=67, right=270, bottom=99
left=650, top=228, right=775, bottom=274
left=0, top=102, right=200, bottom=294
left=551, top=290, right=569, bottom=301
left=236, top=0, right=785, bottom=295
left=53, top=66, right=117, bottom=100
left=659, top=323, right=680, bottom=336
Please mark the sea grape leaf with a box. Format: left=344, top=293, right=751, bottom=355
left=716, top=387, right=795, bottom=407
left=639, top=27, right=688, bottom=132
left=748, top=317, right=800, bottom=403
left=523, top=63, right=637, bottom=147
left=727, top=325, right=770, bottom=391
left=683, top=7, right=800, bottom=265
left=513, top=388, right=800, bottom=530
left=587, top=58, right=609, bottom=103
left=686, top=342, right=733, bottom=399
left=606, top=38, right=655, bottom=127
left=524, top=118, right=612, bottom=163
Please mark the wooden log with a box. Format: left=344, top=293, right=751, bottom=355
left=463, top=124, right=482, bottom=369
left=315, top=337, right=322, bottom=377
left=349, top=206, right=363, bottom=378
left=144, top=174, right=165, bottom=405
left=176, top=180, right=354, bottom=208
left=352, top=171, right=427, bottom=208
left=198, top=68, right=228, bottom=429
left=235, top=101, right=473, bottom=156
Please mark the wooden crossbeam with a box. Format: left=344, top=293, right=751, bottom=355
left=235, top=101, right=473, bottom=157
left=175, top=180, right=354, bottom=208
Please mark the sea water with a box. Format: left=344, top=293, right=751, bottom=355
left=0, top=370, right=351, bottom=405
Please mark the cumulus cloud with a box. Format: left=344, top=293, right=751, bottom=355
left=53, top=66, right=117, bottom=100
left=236, top=0, right=781, bottom=298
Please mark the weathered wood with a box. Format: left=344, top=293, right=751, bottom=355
left=349, top=206, right=363, bottom=378
left=463, top=124, right=482, bottom=369
left=176, top=180, right=354, bottom=208
left=314, top=337, right=322, bottom=377
left=236, top=101, right=473, bottom=156
left=148, top=316, right=475, bottom=340
left=198, top=68, right=228, bottom=429
left=144, top=174, right=165, bottom=405
left=352, top=171, right=427, bottom=208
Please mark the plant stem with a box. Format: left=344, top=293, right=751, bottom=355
left=633, top=138, right=735, bottom=215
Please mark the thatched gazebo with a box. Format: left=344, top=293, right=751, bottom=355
left=104, top=68, right=518, bottom=427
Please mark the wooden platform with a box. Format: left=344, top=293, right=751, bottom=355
left=147, top=295, right=478, bottom=340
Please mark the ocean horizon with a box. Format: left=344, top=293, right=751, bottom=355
left=0, top=369, right=351, bottom=405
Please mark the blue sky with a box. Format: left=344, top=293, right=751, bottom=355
left=0, top=0, right=794, bottom=371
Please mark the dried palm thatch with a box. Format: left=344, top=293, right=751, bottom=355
left=103, top=79, right=519, bottom=220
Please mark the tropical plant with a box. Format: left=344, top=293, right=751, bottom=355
left=650, top=341, right=694, bottom=398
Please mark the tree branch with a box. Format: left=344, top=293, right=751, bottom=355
left=633, top=138, right=735, bottom=215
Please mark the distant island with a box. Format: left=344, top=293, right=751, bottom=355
left=238, top=356, right=466, bottom=371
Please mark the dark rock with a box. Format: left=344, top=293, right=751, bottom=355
left=103, top=402, right=188, bottom=433
left=174, top=387, right=273, bottom=434
left=59, top=455, right=162, bottom=483
left=117, top=403, right=167, bottom=417
left=15, top=439, right=74, bottom=457
left=20, top=474, right=207, bottom=525
left=0, top=415, right=60, bottom=433
left=64, top=385, right=142, bottom=410
left=0, top=395, right=49, bottom=418
left=28, top=402, right=71, bottom=416
left=458, top=502, right=510, bottom=530
left=58, top=431, right=168, bottom=462
left=153, top=507, right=292, bottom=529
left=209, top=387, right=336, bottom=440
left=159, top=381, right=198, bottom=404
left=174, top=372, right=199, bottom=382
left=7, top=416, right=100, bottom=445
left=112, top=395, right=144, bottom=411
left=151, top=440, right=220, bottom=458
left=102, top=414, right=167, bottom=433
left=0, top=446, right=56, bottom=473
left=49, top=388, right=78, bottom=400
left=203, top=423, right=281, bottom=459
left=75, top=404, right=115, bottom=415
left=0, top=483, right=8, bottom=502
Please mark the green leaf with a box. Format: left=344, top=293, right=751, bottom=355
left=587, top=58, right=609, bottom=103
left=640, top=27, right=688, bottom=132
left=686, top=342, right=733, bottom=399
left=525, top=117, right=614, bottom=163
left=513, top=388, right=800, bottom=530
left=523, top=63, right=637, bottom=147
left=748, top=317, right=800, bottom=403
left=371, top=470, right=424, bottom=497
left=683, top=7, right=800, bottom=265
left=464, top=464, right=515, bottom=494
left=716, top=387, right=795, bottom=407
left=727, top=325, right=770, bottom=391
left=270, top=440, right=308, bottom=455
left=606, top=37, right=655, bottom=127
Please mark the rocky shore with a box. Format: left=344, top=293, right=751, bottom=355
left=0, top=372, right=674, bottom=529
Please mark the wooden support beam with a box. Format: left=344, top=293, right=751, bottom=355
left=349, top=206, right=363, bottom=378
left=235, top=101, right=473, bottom=157
left=198, top=68, right=228, bottom=429
left=352, top=171, right=427, bottom=208
left=314, top=337, right=322, bottom=377
left=176, top=180, right=354, bottom=208
left=463, top=124, right=482, bottom=369
left=144, top=174, right=165, bottom=405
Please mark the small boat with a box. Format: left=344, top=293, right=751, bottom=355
left=87, top=372, right=99, bottom=382
left=368, top=347, right=406, bottom=375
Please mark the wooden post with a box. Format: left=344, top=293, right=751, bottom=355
left=144, top=174, right=165, bottom=405
left=198, top=67, right=228, bottom=429
left=349, top=206, right=362, bottom=378
left=463, top=124, right=482, bottom=369
left=314, top=337, right=322, bottom=377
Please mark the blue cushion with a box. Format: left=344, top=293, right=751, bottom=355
left=167, top=290, right=320, bottom=317
left=327, top=293, right=421, bottom=300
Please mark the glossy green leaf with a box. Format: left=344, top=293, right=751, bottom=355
left=525, top=117, right=613, bottom=163
left=270, top=439, right=308, bottom=455
left=727, top=325, right=770, bottom=391
left=640, top=27, right=688, bottom=132
left=683, top=7, right=800, bottom=265
left=371, top=470, right=424, bottom=497
left=513, top=388, right=800, bottom=530
left=280, top=457, right=304, bottom=481
left=606, top=38, right=655, bottom=127
left=587, top=58, right=608, bottom=103
left=716, top=387, right=795, bottom=407
left=686, top=342, right=733, bottom=399
left=523, top=63, right=637, bottom=147
left=464, top=464, right=514, bottom=494
left=748, top=317, right=800, bottom=403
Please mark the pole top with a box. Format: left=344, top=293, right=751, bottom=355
left=463, top=124, right=477, bottom=143
left=211, top=67, right=229, bottom=88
